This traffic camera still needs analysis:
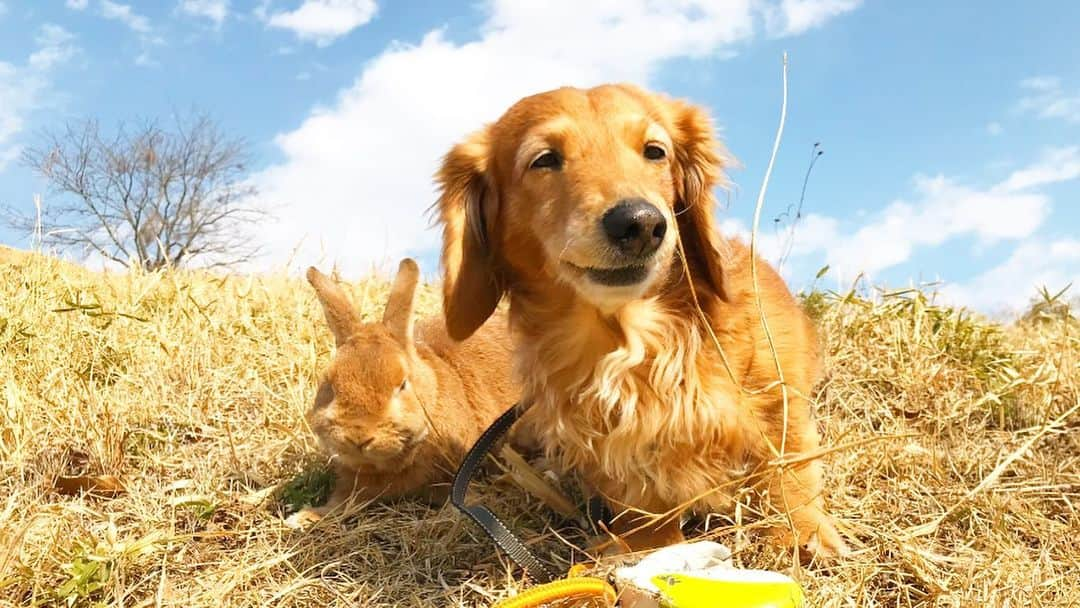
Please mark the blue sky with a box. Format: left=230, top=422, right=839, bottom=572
left=1, top=1, right=1078, bottom=313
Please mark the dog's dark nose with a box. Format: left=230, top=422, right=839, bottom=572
left=601, top=199, right=667, bottom=258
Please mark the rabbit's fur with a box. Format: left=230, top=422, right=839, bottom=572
left=298, top=258, right=519, bottom=519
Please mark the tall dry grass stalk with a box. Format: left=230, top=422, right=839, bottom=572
left=0, top=245, right=1077, bottom=607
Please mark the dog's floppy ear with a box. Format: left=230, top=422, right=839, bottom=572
left=668, top=98, right=730, bottom=301
left=434, top=128, right=503, bottom=341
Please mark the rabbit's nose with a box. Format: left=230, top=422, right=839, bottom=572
left=351, top=437, right=374, bottom=452
left=402, top=427, right=428, bottom=446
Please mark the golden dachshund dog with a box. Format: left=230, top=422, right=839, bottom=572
left=433, top=83, right=848, bottom=559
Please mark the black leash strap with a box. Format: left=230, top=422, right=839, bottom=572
left=451, top=401, right=557, bottom=583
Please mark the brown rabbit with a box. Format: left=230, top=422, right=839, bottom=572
left=294, top=258, right=519, bottom=521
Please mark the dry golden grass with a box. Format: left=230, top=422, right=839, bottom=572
left=1, top=248, right=1077, bottom=607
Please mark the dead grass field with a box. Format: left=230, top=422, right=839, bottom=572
left=1, top=246, right=1077, bottom=607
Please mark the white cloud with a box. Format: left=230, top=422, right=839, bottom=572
left=265, top=0, right=377, bottom=46
left=759, top=147, right=1080, bottom=287
left=252, top=0, right=856, bottom=274
left=253, top=0, right=271, bottom=21
left=97, top=1, right=164, bottom=65
left=719, top=213, right=840, bottom=271
left=0, top=64, right=22, bottom=163
left=100, top=0, right=151, bottom=33
left=0, top=25, right=80, bottom=169
left=994, top=146, right=1080, bottom=192
left=1020, top=76, right=1060, bottom=91
left=939, top=238, right=1080, bottom=313
left=66, top=0, right=89, bottom=9
left=986, top=121, right=1003, bottom=135
left=179, top=0, right=228, bottom=26
left=824, top=176, right=1048, bottom=282
left=764, top=0, right=861, bottom=36
left=134, top=52, right=159, bottom=68
left=29, top=24, right=79, bottom=71
left=1017, top=75, right=1080, bottom=124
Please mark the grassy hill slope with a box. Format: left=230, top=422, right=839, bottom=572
left=1, top=250, right=1076, bottom=607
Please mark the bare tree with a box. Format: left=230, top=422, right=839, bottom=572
left=8, top=111, right=265, bottom=270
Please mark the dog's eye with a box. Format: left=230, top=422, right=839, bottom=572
left=644, top=143, right=667, bottom=161
left=529, top=150, right=562, bottom=170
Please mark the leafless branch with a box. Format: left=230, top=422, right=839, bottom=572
left=5, top=110, right=267, bottom=270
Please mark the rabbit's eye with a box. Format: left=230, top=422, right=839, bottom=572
left=314, top=381, right=334, bottom=408
left=398, top=378, right=409, bottom=392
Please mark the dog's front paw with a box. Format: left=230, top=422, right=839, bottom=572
left=768, top=513, right=850, bottom=563
left=803, top=520, right=850, bottom=561
left=284, top=507, right=325, bottom=529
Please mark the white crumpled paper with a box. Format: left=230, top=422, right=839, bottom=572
left=613, top=541, right=735, bottom=608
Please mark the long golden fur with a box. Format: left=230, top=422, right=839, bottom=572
left=433, top=84, right=848, bottom=559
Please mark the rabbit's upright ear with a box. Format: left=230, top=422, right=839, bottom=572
left=307, top=266, right=362, bottom=346
left=382, top=258, right=420, bottom=348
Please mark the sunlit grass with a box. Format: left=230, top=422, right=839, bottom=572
left=1, top=244, right=1076, bottom=607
